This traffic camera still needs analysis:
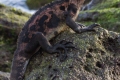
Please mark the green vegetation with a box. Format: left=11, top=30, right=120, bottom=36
left=0, top=3, right=31, bottom=53
left=79, top=0, right=120, bottom=32
left=92, top=0, right=120, bottom=10
left=0, top=4, right=5, bottom=8
left=26, top=0, right=53, bottom=9
left=0, top=6, right=30, bottom=27
left=25, top=27, right=120, bottom=79
left=0, top=3, right=31, bottom=72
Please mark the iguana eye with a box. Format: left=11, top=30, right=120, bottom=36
left=67, top=3, right=77, bottom=13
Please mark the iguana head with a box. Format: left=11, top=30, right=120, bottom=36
left=67, top=0, right=85, bottom=20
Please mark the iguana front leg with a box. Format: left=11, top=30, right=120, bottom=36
left=25, top=32, right=75, bottom=61
left=65, top=15, right=100, bottom=33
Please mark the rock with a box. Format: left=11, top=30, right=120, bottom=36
left=0, top=3, right=31, bottom=72
left=0, top=71, right=10, bottom=80
left=0, top=3, right=31, bottom=44
left=25, top=27, right=120, bottom=80
left=77, top=11, right=99, bottom=21
left=82, top=0, right=104, bottom=10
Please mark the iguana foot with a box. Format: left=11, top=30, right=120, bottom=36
left=87, top=23, right=100, bottom=31
left=50, top=40, right=76, bottom=62
left=77, top=23, right=100, bottom=33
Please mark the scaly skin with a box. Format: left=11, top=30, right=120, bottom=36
left=10, top=0, right=100, bottom=80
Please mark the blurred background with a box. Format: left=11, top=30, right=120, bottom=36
left=0, top=0, right=53, bottom=14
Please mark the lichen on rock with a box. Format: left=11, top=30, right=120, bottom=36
left=0, top=71, right=10, bottom=80
left=0, top=3, right=31, bottom=73
left=25, top=27, right=120, bottom=80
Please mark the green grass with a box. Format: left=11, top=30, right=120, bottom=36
left=0, top=3, right=31, bottom=52
left=79, top=0, right=120, bottom=32
left=92, top=0, right=120, bottom=10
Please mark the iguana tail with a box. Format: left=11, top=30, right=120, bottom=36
left=10, top=50, right=30, bottom=80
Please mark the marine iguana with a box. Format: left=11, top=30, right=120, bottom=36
left=10, top=0, right=100, bottom=80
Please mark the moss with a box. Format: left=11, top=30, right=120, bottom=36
left=10, top=8, right=30, bottom=17
left=78, top=0, right=120, bottom=32
left=0, top=3, right=31, bottom=27
left=0, top=2, right=31, bottom=73
left=0, top=4, right=5, bottom=8
left=0, top=3, right=31, bottom=45
left=79, top=8, right=120, bottom=32
left=0, top=25, right=17, bottom=44
left=0, top=62, right=11, bottom=72
left=0, top=3, right=31, bottom=55
left=25, top=27, right=120, bottom=79
left=84, top=64, right=94, bottom=73
left=92, top=0, right=120, bottom=10
left=26, top=0, right=53, bottom=9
